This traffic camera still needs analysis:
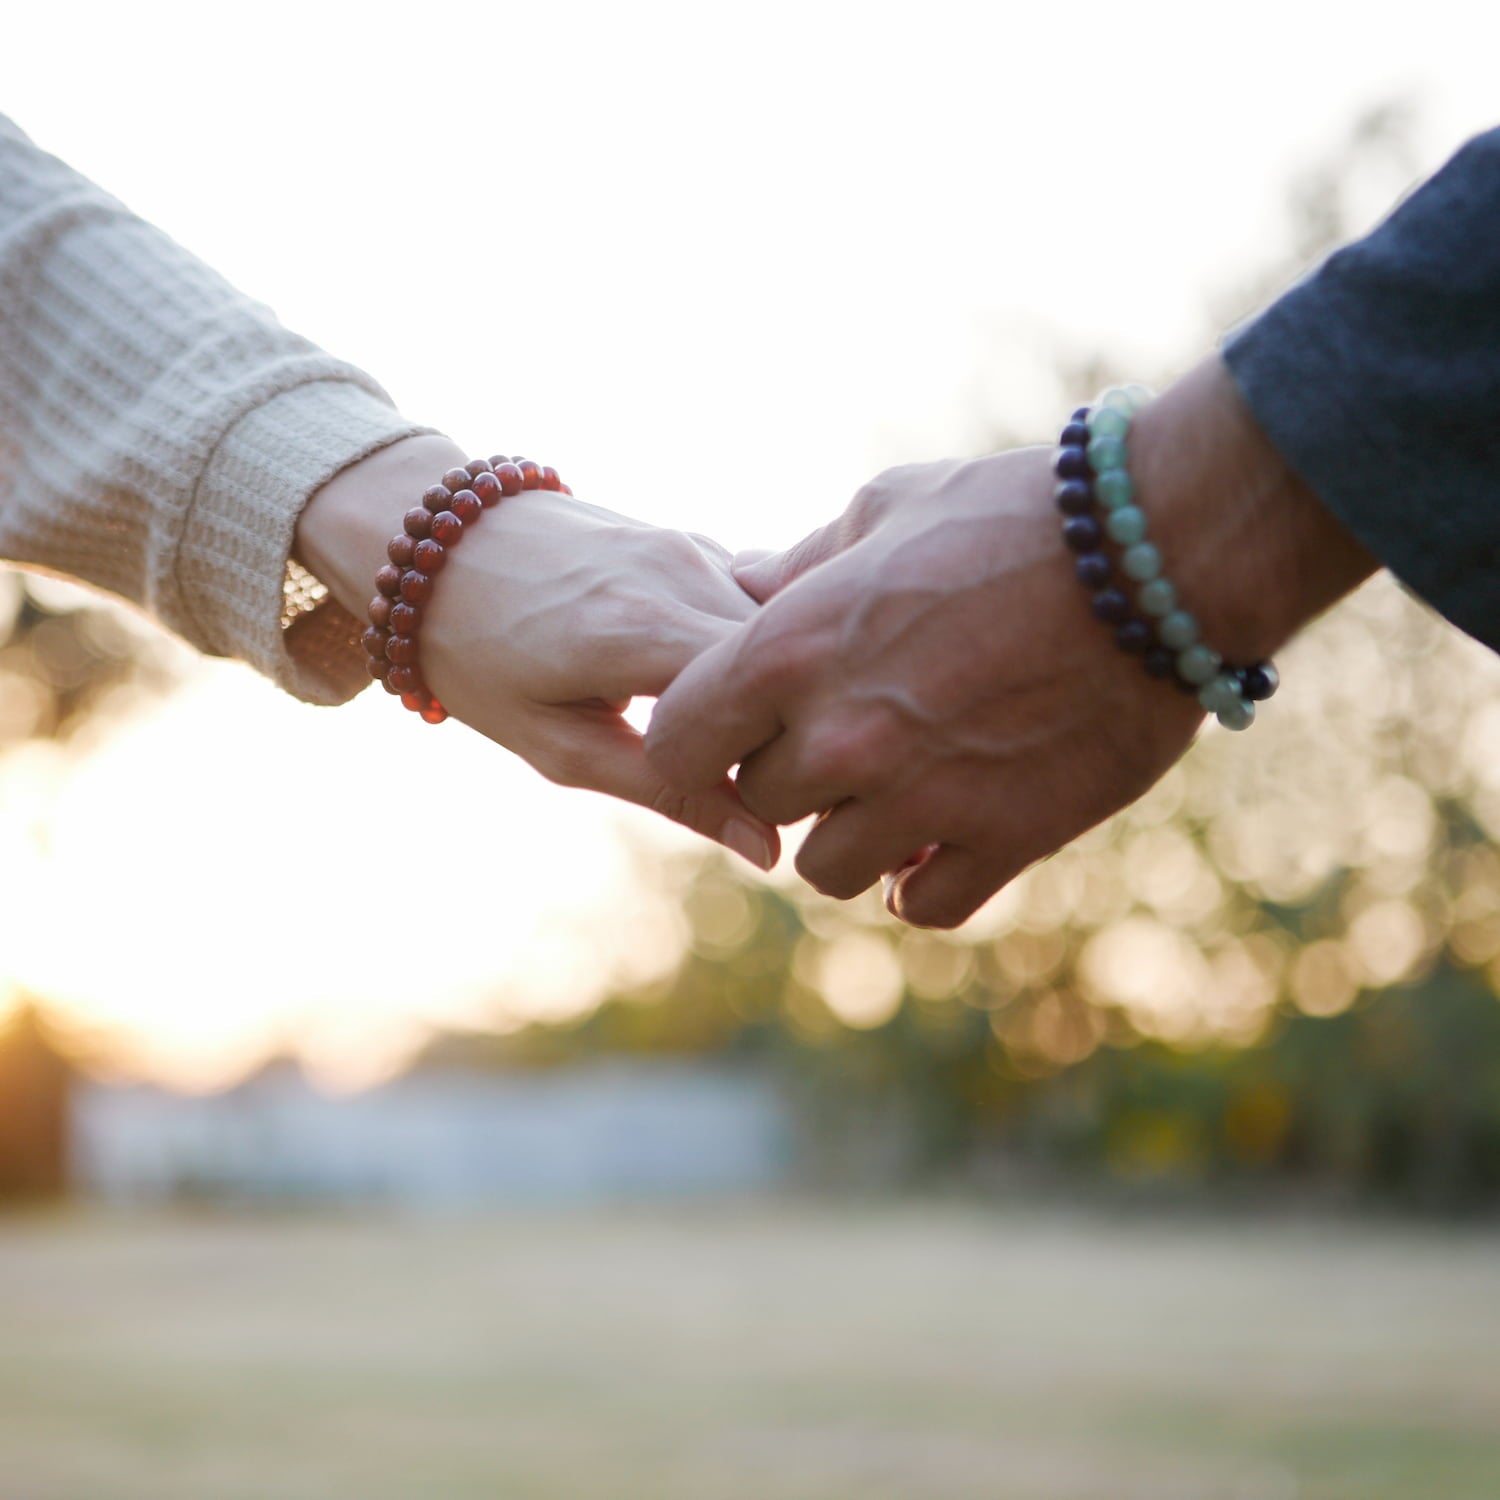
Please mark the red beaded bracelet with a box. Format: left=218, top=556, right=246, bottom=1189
left=361, top=454, right=569, bottom=723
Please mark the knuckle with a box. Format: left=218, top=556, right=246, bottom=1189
left=686, top=531, right=730, bottom=566
left=646, top=782, right=696, bottom=829
left=740, top=619, right=821, bottom=701
left=848, top=463, right=927, bottom=531
left=847, top=474, right=895, bottom=533
left=799, top=710, right=898, bottom=794
left=655, top=527, right=713, bottom=575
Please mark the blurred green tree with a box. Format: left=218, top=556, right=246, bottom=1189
left=0, top=570, right=178, bottom=747
left=456, top=103, right=1500, bottom=1212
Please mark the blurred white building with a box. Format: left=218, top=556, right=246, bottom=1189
left=72, top=1062, right=794, bottom=1206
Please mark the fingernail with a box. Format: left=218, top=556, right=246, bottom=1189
left=721, top=819, right=775, bottom=872
left=882, top=870, right=904, bottom=913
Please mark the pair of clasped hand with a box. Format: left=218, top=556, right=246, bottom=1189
left=299, top=358, right=1368, bottom=928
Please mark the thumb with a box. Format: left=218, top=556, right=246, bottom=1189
left=732, top=518, right=851, bottom=603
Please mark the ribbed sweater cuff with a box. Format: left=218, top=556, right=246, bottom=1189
left=181, top=379, right=436, bottom=706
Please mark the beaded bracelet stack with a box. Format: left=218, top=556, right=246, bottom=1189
left=1055, top=385, right=1278, bottom=731
left=362, top=455, right=569, bottom=724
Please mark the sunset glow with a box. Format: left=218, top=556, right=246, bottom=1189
left=1, top=2, right=1497, bottom=1086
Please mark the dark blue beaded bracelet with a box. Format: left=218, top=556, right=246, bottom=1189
left=1055, top=447, right=1091, bottom=480
left=1063, top=515, right=1103, bottom=552
left=1241, top=662, right=1279, bottom=701
left=1055, top=479, right=1094, bottom=515
left=1143, top=645, right=1176, bottom=679
left=1091, top=586, right=1131, bottom=624
left=1074, top=552, right=1112, bottom=588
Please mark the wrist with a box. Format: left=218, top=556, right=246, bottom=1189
left=1128, top=355, right=1377, bottom=662
left=293, top=433, right=468, bottom=619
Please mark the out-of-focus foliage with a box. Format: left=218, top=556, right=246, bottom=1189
left=0, top=571, right=177, bottom=747
left=445, top=834, right=1500, bottom=1211
left=0, top=570, right=173, bottom=1203
left=7, top=102, right=1496, bottom=1212
left=447, top=105, right=1500, bottom=1212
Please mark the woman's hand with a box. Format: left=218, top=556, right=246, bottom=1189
left=295, top=435, right=779, bottom=870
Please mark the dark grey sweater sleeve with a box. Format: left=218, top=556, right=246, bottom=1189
left=1223, top=128, right=1500, bottom=653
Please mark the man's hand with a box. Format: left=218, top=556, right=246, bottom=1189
left=645, top=356, right=1375, bottom=926
left=647, top=447, right=1201, bottom=925
left=296, top=435, right=779, bottom=871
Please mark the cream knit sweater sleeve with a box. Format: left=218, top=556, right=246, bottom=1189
left=0, top=112, right=437, bottom=705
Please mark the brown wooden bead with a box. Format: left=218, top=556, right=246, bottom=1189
left=374, top=454, right=557, bottom=726
left=399, top=569, right=435, bottom=603
left=430, top=511, right=463, bottom=546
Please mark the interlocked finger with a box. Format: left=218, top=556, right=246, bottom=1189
left=884, top=844, right=1021, bottom=929
left=794, top=798, right=942, bottom=902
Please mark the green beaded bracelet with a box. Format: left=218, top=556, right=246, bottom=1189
left=1058, top=384, right=1279, bottom=730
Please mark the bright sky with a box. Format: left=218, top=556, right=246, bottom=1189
left=1, top=1, right=1496, bottom=1089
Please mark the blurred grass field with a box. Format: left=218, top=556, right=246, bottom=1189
left=1, top=1204, right=1498, bottom=1500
